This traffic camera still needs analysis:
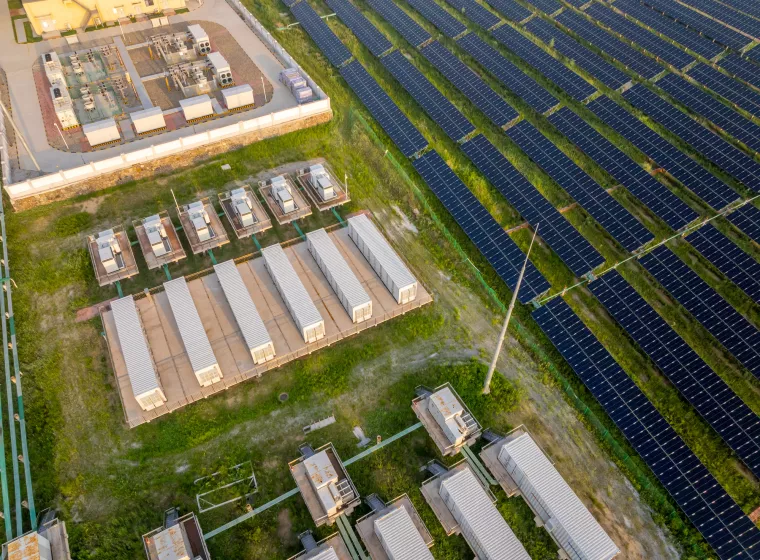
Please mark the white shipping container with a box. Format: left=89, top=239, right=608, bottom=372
left=307, top=229, right=372, bottom=323
left=130, top=106, right=166, bottom=134
left=439, top=468, right=530, bottom=560
left=163, top=277, right=222, bottom=387
left=347, top=215, right=417, bottom=304
left=261, top=244, right=325, bottom=343
left=213, top=260, right=275, bottom=365
left=499, top=434, right=619, bottom=560
left=180, top=94, right=213, bottom=121
left=83, top=118, right=120, bottom=146
left=222, top=84, right=254, bottom=110
left=111, top=296, right=167, bottom=411
left=374, top=506, right=434, bottom=560
left=309, top=547, right=340, bottom=560
left=428, top=387, right=469, bottom=446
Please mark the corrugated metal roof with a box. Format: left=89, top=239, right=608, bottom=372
left=348, top=215, right=416, bottom=290
left=308, top=547, right=339, bottom=560
left=110, top=296, right=161, bottom=398
left=307, top=229, right=371, bottom=314
left=163, top=277, right=219, bottom=374
left=214, top=260, right=272, bottom=352
left=261, top=244, right=323, bottom=333
left=374, top=506, right=434, bottom=560
left=440, top=468, right=530, bottom=560
left=501, top=434, right=619, bottom=560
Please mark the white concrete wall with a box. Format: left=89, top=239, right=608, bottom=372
left=0, top=106, right=10, bottom=187
left=4, top=0, right=331, bottom=205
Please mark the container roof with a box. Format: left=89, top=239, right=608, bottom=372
left=347, top=215, right=416, bottom=289
left=111, top=295, right=161, bottom=397
left=307, top=229, right=371, bottom=312
left=374, top=506, right=433, bottom=560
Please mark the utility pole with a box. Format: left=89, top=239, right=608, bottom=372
left=483, top=225, right=539, bottom=394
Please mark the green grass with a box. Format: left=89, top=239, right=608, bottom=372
left=7, top=0, right=22, bottom=10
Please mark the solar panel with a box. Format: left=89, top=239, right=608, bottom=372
left=672, top=0, right=760, bottom=38
left=461, top=134, right=605, bottom=276
left=482, top=0, right=532, bottom=21
left=405, top=0, right=467, bottom=38
left=590, top=270, right=760, bottom=479
left=456, top=33, right=559, bottom=112
left=521, top=0, right=562, bottom=14
left=585, top=4, right=694, bottom=68
left=643, top=0, right=751, bottom=49
left=719, top=54, right=760, bottom=90
left=715, top=0, right=760, bottom=19
left=725, top=203, right=760, bottom=244
left=623, top=84, right=760, bottom=190
left=290, top=1, right=353, bottom=67
left=420, top=41, right=518, bottom=127
left=380, top=50, right=475, bottom=141
left=443, top=0, right=501, bottom=29
left=640, top=245, right=760, bottom=379
left=282, top=0, right=299, bottom=7
left=525, top=18, right=631, bottom=89
left=532, top=298, right=760, bottom=560
left=549, top=107, right=698, bottom=230
left=687, top=224, right=760, bottom=302
left=324, top=0, right=392, bottom=56
left=339, top=60, right=428, bottom=156
left=491, top=25, right=597, bottom=101
left=365, top=0, right=431, bottom=47
left=656, top=74, right=760, bottom=154
left=687, top=65, right=760, bottom=119
left=612, top=0, right=725, bottom=59
left=507, top=120, right=653, bottom=251
left=412, top=149, right=550, bottom=301
left=556, top=11, right=664, bottom=78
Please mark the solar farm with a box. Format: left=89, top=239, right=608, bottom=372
left=2, top=0, right=760, bottom=556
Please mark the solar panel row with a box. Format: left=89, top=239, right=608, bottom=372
left=282, top=0, right=299, bottom=7
left=548, top=107, right=698, bottom=230
left=675, top=0, right=760, bottom=38
left=339, top=60, right=428, bottom=156
left=657, top=74, right=760, bottom=154
left=532, top=298, right=760, bottom=560
left=590, top=269, right=760, bottom=479
left=380, top=50, right=475, bottom=141
left=525, top=17, right=631, bottom=89
left=456, top=33, right=559, bottom=112
left=716, top=0, right=760, bottom=19
left=623, top=84, right=760, bottom=189
left=612, top=0, right=725, bottom=59
left=687, top=223, right=760, bottom=302
left=405, top=0, right=467, bottom=38
left=521, top=0, right=562, bottom=15
left=719, top=54, right=760, bottom=90
left=687, top=65, right=760, bottom=119
left=420, top=41, right=518, bottom=127
left=640, top=245, right=760, bottom=379
left=290, top=1, right=353, bottom=67
left=725, top=203, right=760, bottom=245
left=585, top=3, right=694, bottom=68
left=442, top=0, right=501, bottom=30
left=482, top=0, right=532, bottom=22
left=366, top=0, right=431, bottom=47
left=507, top=120, right=654, bottom=252
left=556, top=10, right=664, bottom=78
left=324, top=0, right=392, bottom=56
left=412, top=149, right=550, bottom=301
left=490, top=24, right=597, bottom=101
left=462, top=134, right=605, bottom=277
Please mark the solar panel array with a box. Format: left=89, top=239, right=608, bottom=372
left=491, top=24, right=597, bottom=101
left=643, top=0, right=751, bottom=49
left=611, top=0, right=725, bottom=59
left=456, top=33, right=559, bottom=112
left=521, top=0, right=562, bottom=14
left=420, top=41, right=518, bottom=127
left=325, top=0, right=392, bottom=56
left=291, top=1, right=353, bottom=67
left=719, top=55, right=760, bottom=90
left=406, top=0, right=467, bottom=38
left=412, top=149, right=550, bottom=301
left=717, top=0, right=760, bottom=18
left=623, top=84, right=760, bottom=189
left=556, top=11, right=664, bottom=78
left=461, top=134, right=605, bottom=277
left=548, top=107, right=697, bottom=230
left=640, top=245, right=760, bottom=379
left=726, top=204, right=760, bottom=245
left=672, top=0, right=760, bottom=38
left=687, top=65, right=760, bottom=118
left=282, top=0, right=299, bottom=7
left=380, top=50, right=475, bottom=141
left=507, top=120, right=653, bottom=251
left=585, top=3, right=694, bottom=68
left=657, top=74, right=760, bottom=154
left=590, top=270, right=760, bottom=479
left=482, top=0, right=532, bottom=21
left=340, top=61, right=428, bottom=156
left=442, top=0, right=501, bottom=30
left=366, top=0, right=431, bottom=47
left=687, top=224, right=760, bottom=302
left=525, top=17, right=631, bottom=89
left=532, top=298, right=760, bottom=560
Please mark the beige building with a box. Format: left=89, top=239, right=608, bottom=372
left=23, top=0, right=186, bottom=35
